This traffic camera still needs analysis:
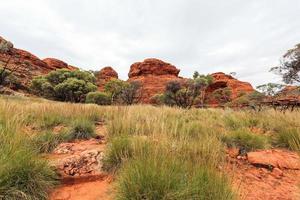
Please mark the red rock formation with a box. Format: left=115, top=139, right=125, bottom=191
left=96, top=66, right=118, bottom=90
left=43, top=58, right=76, bottom=71
left=0, top=36, right=76, bottom=90
left=127, top=58, right=183, bottom=103
left=206, top=72, right=255, bottom=100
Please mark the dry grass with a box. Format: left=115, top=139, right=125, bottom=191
left=0, top=95, right=299, bottom=199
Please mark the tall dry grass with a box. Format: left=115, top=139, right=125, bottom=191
left=0, top=95, right=299, bottom=200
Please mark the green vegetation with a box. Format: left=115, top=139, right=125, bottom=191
left=274, top=128, right=300, bottom=151
left=0, top=100, right=57, bottom=200
left=155, top=73, right=213, bottom=108
left=1, top=95, right=300, bottom=199
left=32, top=131, right=69, bottom=153
left=104, top=79, right=141, bottom=105
left=222, top=129, right=269, bottom=151
left=86, top=91, right=111, bottom=105
left=103, top=136, right=133, bottom=172
left=116, top=148, right=234, bottom=200
left=31, top=69, right=97, bottom=102
left=67, top=118, right=96, bottom=140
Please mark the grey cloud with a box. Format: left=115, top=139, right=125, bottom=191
left=0, top=0, right=299, bottom=86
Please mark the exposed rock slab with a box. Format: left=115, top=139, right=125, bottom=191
left=247, top=149, right=300, bottom=170
left=48, top=139, right=106, bottom=179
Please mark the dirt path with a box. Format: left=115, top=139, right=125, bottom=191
left=226, top=148, right=300, bottom=200
left=48, top=124, right=114, bottom=200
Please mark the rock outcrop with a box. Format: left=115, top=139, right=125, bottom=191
left=43, top=58, right=76, bottom=71
left=127, top=58, right=183, bottom=103
left=96, top=67, right=118, bottom=90
left=0, top=36, right=76, bottom=90
left=206, top=72, right=255, bottom=100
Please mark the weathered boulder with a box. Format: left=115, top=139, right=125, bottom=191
left=96, top=66, right=119, bottom=90
left=127, top=58, right=183, bottom=103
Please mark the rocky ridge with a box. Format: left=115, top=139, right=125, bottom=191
left=0, top=36, right=76, bottom=90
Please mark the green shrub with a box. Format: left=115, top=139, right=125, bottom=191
left=31, top=69, right=97, bottom=102
left=86, top=92, right=111, bottom=105
left=222, top=129, right=268, bottom=151
left=274, top=128, right=300, bottom=151
left=68, top=118, right=96, bottom=140
left=103, top=136, right=133, bottom=172
left=54, top=78, right=97, bottom=102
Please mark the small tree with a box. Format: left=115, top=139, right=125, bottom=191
left=120, top=81, right=142, bottom=105
left=104, top=79, right=127, bottom=104
left=162, top=79, right=202, bottom=109
left=193, top=72, right=213, bottom=107
left=256, top=83, right=285, bottom=97
left=271, top=43, right=300, bottom=84
left=105, top=79, right=142, bottom=105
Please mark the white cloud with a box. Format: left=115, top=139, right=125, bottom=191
left=0, top=0, right=299, bottom=86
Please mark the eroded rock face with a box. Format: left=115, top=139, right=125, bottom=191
left=96, top=67, right=118, bottom=90
left=128, top=58, right=183, bottom=103
left=207, top=72, right=255, bottom=100
left=0, top=36, right=76, bottom=90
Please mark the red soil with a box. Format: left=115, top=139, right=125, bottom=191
left=226, top=149, right=300, bottom=200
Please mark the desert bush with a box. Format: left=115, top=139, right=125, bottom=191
left=105, top=79, right=141, bottom=105
left=222, top=129, right=269, bottom=151
left=273, top=128, right=300, bottom=151
left=68, top=118, right=96, bottom=140
left=31, top=69, right=97, bottom=102
left=86, top=91, right=111, bottom=105
left=0, top=67, right=21, bottom=89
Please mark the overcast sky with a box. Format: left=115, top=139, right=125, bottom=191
left=1, top=0, right=299, bottom=86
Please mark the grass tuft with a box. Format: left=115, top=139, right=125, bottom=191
left=68, top=118, right=96, bottom=140
left=274, top=128, right=300, bottom=151
left=222, top=129, right=269, bottom=151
